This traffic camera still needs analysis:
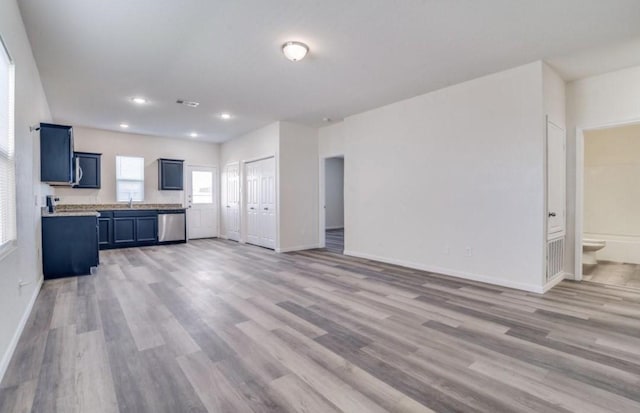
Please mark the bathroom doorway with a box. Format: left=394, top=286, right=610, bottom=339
left=579, top=123, right=640, bottom=288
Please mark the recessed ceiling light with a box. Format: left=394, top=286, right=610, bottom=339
left=220, top=112, right=232, bottom=120
left=131, top=97, right=147, bottom=104
left=189, top=132, right=198, bottom=138
left=119, top=123, right=129, bottom=129
left=282, top=41, right=309, bottom=62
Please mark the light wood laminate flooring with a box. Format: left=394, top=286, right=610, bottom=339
left=2, top=239, right=640, bottom=412
left=325, top=229, right=344, bottom=254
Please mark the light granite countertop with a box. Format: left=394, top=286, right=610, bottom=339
left=42, top=210, right=101, bottom=218
left=56, top=203, right=184, bottom=211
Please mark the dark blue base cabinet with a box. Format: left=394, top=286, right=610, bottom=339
left=98, top=210, right=159, bottom=250
left=42, top=216, right=99, bottom=279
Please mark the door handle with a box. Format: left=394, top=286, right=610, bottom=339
left=264, top=207, right=269, bottom=211
left=548, top=212, right=556, bottom=217
left=250, top=207, right=255, bottom=210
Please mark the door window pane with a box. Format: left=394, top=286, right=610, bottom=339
left=192, top=171, right=213, bottom=204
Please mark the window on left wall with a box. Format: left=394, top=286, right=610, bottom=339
left=0, top=36, right=16, bottom=258
left=116, top=156, right=145, bottom=202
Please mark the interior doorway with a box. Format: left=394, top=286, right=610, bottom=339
left=185, top=165, right=218, bottom=239
left=323, top=156, right=344, bottom=254
left=577, top=123, right=640, bottom=289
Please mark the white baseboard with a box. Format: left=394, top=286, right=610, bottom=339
left=325, top=226, right=344, bottom=230
left=542, top=272, right=566, bottom=293
left=343, top=249, right=545, bottom=293
left=0, top=277, right=43, bottom=382
left=276, top=244, right=321, bottom=253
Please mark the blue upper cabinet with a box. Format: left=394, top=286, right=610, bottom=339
left=73, top=152, right=101, bottom=189
left=158, top=158, right=184, bottom=190
left=40, top=123, right=75, bottom=185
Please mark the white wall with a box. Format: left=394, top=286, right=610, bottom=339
left=584, top=124, right=640, bottom=264
left=324, top=157, right=344, bottom=229
left=566, top=65, right=640, bottom=276
left=219, top=122, right=279, bottom=243
left=543, top=63, right=567, bottom=129
left=0, top=0, right=52, bottom=380
left=318, top=122, right=345, bottom=158
left=343, top=62, right=547, bottom=291
left=54, top=127, right=219, bottom=205
left=279, top=122, right=319, bottom=251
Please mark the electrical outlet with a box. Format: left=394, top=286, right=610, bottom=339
left=465, top=247, right=473, bottom=257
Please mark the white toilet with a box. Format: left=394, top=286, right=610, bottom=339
left=583, top=239, right=606, bottom=266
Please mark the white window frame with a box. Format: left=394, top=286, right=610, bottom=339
left=115, top=155, right=145, bottom=202
left=0, top=35, right=16, bottom=261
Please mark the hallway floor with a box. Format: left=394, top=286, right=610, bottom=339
left=324, top=228, right=344, bottom=254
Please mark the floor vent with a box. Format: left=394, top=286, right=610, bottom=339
left=547, top=237, right=564, bottom=282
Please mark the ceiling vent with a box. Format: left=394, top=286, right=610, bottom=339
left=176, top=99, right=200, bottom=108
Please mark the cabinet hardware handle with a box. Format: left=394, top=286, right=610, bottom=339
left=548, top=212, right=557, bottom=217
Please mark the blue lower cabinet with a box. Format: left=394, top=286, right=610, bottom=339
left=98, top=218, right=111, bottom=246
left=136, top=217, right=157, bottom=243
left=99, top=210, right=158, bottom=249
left=42, top=216, right=99, bottom=279
left=114, top=217, right=136, bottom=244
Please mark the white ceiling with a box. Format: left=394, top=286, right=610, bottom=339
left=18, top=0, right=640, bottom=142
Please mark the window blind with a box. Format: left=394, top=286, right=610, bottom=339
left=116, top=156, right=145, bottom=202
left=0, top=36, right=16, bottom=253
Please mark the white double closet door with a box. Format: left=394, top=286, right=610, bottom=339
left=245, top=157, right=276, bottom=249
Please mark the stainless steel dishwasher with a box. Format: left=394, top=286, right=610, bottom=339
left=157, top=210, right=186, bottom=243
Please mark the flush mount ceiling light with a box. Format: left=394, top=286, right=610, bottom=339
left=282, top=41, right=309, bottom=62
left=189, top=132, right=198, bottom=138
left=220, top=112, right=232, bottom=120
left=131, top=97, right=147, bottom=104
left=119, top=123, right=129, bottom=128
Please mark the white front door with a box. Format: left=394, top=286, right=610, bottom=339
left=186, top=166, right=217, bottom=239
left=224, top=162, right=240, bottom=241
left=547, top=120, right=566, bottom=238
left=245, top=161, right=260, bottom=245
left=258, top=157, right=276, bottom=249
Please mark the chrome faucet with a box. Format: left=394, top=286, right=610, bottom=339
left=128, top=197, right=133, bottom=208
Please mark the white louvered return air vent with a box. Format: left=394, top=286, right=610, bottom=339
left=547, top=237, right=564, bottom=282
